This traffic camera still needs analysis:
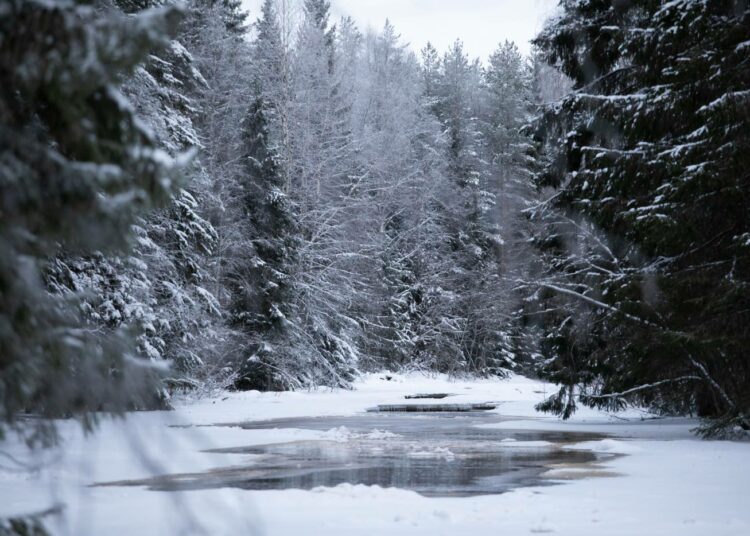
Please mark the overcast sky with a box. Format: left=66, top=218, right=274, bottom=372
left=241, top=0, right=558, bottom=61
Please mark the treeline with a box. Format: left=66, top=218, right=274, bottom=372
left=0, top=0, right=748, bottom=442
left=1, top=0, right=546, bottom=442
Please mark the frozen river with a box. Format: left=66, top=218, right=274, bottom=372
left=99, top=411, right=608, bottom=496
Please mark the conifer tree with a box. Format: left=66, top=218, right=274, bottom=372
left=532, top=0, right=750, bottom=434
left=0, top=0, right=185, bottom=442
left=255, top=0, right=287, bottom=109
left=253, top=0, right=290, bottom=183
left=421, top=39, right=534, bottom=375
left=229, top=97, right=301, bottom=390
left=186, top=0, right=247, bottom=34
left=46, top=0, right=224, bottom=388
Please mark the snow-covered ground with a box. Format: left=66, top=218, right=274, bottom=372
left=1, top=373, right=748, bottom=535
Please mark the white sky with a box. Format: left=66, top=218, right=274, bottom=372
left=241, top=0, right=558, bottom=60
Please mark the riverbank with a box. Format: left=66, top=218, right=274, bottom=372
left=1, top=373, right=748, bottom=535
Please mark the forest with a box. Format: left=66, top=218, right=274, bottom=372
left=2, top=0, right=749, bottom=444
left=1, top=0, right=749, bottom=533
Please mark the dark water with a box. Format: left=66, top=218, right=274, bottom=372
left=101, top=413, right=608, bottom=497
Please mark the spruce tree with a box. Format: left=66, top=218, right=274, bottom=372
left=429, top=41, right=494, bottom=373
left=0, top=0, right=184, bottom=443
left=229, top=97, right=300, bottom=390
left=253, top=0, right=289, bottom=167
left=46, top=1, right=224, bottom=388
left=187, top=0, right=247, bottom=34
left=421, top=39, right=534, bottom=376
left=481, top=40, right=540, bottom=375
left=532, top=0, right=750, bottom=434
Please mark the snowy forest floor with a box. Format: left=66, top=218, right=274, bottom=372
left=1, top=373, right=748, bottom=536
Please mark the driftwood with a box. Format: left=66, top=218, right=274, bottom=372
left=404, top=393, right=451, bottom=400
left=367, top=403, right=496, bottom=413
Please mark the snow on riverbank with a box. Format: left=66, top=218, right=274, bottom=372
left=1, top=373, right=748, bottom=535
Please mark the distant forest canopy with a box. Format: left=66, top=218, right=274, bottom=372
left=0, top=0, right=747, bottom=443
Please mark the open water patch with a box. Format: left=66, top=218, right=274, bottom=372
left=97, top=412, right=613, bottom=497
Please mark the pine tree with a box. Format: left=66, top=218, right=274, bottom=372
left=425, top=41, right=486, bottom=372
left=0, top=0, right=185, bottom=443
left=532, top=0, right=750, bottom=434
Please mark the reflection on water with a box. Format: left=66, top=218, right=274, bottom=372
left=100, top=413, right=609, bottom=497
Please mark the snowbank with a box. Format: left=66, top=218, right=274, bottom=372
left=0, top=373, right=748, bottom=536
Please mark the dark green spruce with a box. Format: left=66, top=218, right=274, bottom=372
left=531, top=0, right=750, bottom=435
left=229, top=97, right=301, bottom=390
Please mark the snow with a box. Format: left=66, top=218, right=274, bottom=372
left=1, top=373, right=749, bottom=535
left=699, top=89, right=750, bottom=113
left=316, top=426, right=402, bottom=442
left=406, top=447, right=456, bottom=460
left=563, top=438, right=643, bottom=455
